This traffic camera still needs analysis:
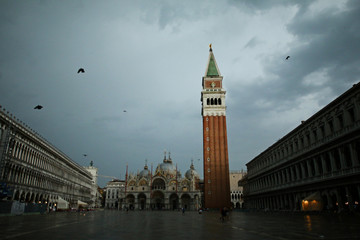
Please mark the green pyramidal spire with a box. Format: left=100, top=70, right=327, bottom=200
left=206, top=45, right=220, bottom=77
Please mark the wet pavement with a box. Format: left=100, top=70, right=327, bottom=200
left=0, top=210, right=360, bottom=240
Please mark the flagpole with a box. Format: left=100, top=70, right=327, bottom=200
left=176, top=163, right=178, bottom=194
left=150, top=163, right=153, bottom=209
left=125, top=163, right=128, bottom=208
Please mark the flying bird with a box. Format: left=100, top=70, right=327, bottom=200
left=34, top=105, right=43, bottom=110
left=77, top=68, right=85, bottom=73
left=123, top=110, right=127, bottom=113
left=83, top=154, right=87, bottom=157
left=286, top=56, right=290, bottom=60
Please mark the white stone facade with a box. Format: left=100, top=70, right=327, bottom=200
left=105, top=179, right=125, bottom=209
left=84, top=165, right=99, bottom=208
left=201, top=89, right=227, bottom=116
left=230, top=170, right=246, bottom=209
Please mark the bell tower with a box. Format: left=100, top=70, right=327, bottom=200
left=201, top=45, right=231, bottom=209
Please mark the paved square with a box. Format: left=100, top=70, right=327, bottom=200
left=1, top=210, right=359, bottom=239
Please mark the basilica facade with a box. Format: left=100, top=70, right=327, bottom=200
left=106, top=153, right=202, bottom=210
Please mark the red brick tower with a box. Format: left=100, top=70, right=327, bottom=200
left=201, top=45, right=231, bottom=209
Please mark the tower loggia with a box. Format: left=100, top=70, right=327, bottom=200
left=201, top=45, right=231, bottom=209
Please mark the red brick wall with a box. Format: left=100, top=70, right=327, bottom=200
left=204, top=80, right=222, bottom=89
left=202, top=115, right=231, bottom=208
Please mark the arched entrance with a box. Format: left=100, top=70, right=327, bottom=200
left=138, top=193, right=147, bottom=210
left=126, top=194, right=135, bottom=210
left=13, top=190, right=20, bottom=201
left=169, top=193, right=179, bottom=210
left=152, top=178, right=166, bottom=190
left=181, top=194, right=191, bottom=210
left=152, top=191, right=165, bottom=210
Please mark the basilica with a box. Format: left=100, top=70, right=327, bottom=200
left=105, top=152, right=202, bottom=210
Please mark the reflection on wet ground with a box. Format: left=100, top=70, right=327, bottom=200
left=1, top=210, right=359, bottom=240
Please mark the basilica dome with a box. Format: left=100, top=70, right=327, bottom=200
left=156, top=152, right=179, bottom=177
left=185, top=163, right=199, bottom=180
left=159, top=161, right=177, bottom=175
left=139, top=165, right=150, bottom=178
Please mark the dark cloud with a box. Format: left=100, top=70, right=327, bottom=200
left=227, top=0, right=312, bottom=13
left=235, top=0, right=360, bottom=109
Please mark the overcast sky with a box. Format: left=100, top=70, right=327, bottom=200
left=1, top=0, right=359, bottom=187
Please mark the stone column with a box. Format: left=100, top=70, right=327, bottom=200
left=285, top=168, right=290, bottom=182
left=300, top=162, right=306, bottom=179
left=306, top=160, right=313, bottom=178
left=279, top=195, right=284, bottom=209
left=292, top=167, right=296, bottom=181
left=338, top=147, right=346, bottom=169
left=328, top=151, right=336, bottom=172
left=324, top=190, right=333, bottom=210
left=134, top=197, right=138, bottom=210
left=281, top=171, right=285, bottom=184
left=350, top=142, right=359, bottom=166
left=313, top=157, right=320, bottom=176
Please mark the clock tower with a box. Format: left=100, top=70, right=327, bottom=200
left=201, top=45, right=231, bottom=209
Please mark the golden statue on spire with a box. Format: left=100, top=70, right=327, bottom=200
left=209, top=43, right=212, bottom=49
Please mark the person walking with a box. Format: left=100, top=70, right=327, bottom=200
left=220, top=207, right=226, bottom=222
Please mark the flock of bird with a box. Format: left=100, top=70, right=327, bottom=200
left=33, top=56, right=291, bottom=110
left=33, top=68, right=85, bottom=110
left=31, top=55, right=291, bottom=159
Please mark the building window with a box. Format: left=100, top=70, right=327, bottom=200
left=337, top=115, right=344, bottom=129
left=347, top=108, right=355, bottom=123
left=207, top=157, right=210, bottom=162
left=328, top=120, right=334, bottom=133
left=313, top=129, right=317, bottom=141
left=306, top=134, right=310, bottom=146
left=320, top=125, right=325, bottom=138
left=207, top=147, right=210, bottom=151
left=207, top=168, right=211, bottom=172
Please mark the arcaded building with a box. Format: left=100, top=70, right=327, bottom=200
left=0, top=107, right=94, bottom=209
left=120, top=152, right=201, bottom=210
left=244, top=82, right=360, bottom=211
